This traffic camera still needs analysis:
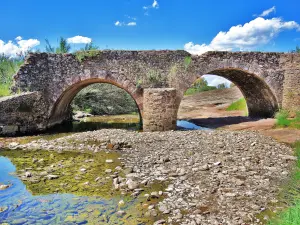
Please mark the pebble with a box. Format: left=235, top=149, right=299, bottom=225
left=105, top=159, right=114, bottom=163
left=0, top=184, right=10, bottom=190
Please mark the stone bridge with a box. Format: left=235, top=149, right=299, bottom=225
left=0, top=50, right=299, bottom=135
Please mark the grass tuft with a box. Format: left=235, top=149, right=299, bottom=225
left=226, top=98, right=248, bottom=116
left=275, top=110, right=300, bottom=129
left=0, top=84, right=11, bottom=97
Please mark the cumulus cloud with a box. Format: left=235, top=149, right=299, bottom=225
left=115, top=21, right=137, bottom=27
left=184, top=17, right=300, bottom=55
left=67, top=35, right=92, bottom=44
left=0, top=37, right=40, bottom=57
left=259, top=6, right=276, bottom=17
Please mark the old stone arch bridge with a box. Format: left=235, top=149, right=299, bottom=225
left=0, top=50, right=299, bottom=135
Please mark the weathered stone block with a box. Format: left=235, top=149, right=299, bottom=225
left=143, top=88, right=177, bottom=131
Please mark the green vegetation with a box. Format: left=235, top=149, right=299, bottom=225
left=184, top=78, right=218, bottom=95
left=45, top=37, right=71, bottom=53
left=291, top=46, right=300, bottom=53
left=226, top=98, right=247, bottom=111
left=0, top=55, right=23, bottom=97
left=184, top=56, right=192, bottom=70
left=75, top=50, right=102, bottom=62
left=275, top=110, right=300, bottom=129
left=226, top=98, right=248, bottom=116
left=268, top=141, right=300, bottom=225
left=72, top=83, right=139, bottom=115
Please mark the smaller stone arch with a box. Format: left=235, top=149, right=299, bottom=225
left=180, top=68, right=279, bottom=118
left=206, top=69, right=278, bottom=117
left=48, top=78, right=143, bottom=127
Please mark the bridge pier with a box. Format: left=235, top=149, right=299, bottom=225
left=143, top=88, right=178, bottom=132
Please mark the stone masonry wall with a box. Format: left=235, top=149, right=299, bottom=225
left=143, top=88, right=177, bottom=131
left=281, top=54, right=300, bottom=113
left=0, top=92, right=48, bottom=135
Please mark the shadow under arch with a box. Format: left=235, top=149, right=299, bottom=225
left=48, top=78, right=143, bottom=128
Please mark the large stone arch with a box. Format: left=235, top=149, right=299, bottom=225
left=48, top=77, right=143, bottom=127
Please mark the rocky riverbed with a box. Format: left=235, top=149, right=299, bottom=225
left=1, top=129, right=296, bottom=225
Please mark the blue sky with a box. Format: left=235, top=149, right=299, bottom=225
left=1, top=0, right=300, bottom=85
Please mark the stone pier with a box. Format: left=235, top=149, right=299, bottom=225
left=143, top=88, right=178, bottom=132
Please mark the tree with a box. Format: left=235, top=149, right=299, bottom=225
left=193, top=78, right=208, bottom=89
left=45, top=37, right=71, bottom=53
left=217, top=83, right=226, bottom=89
left=56, top=37, right=71, bottom=53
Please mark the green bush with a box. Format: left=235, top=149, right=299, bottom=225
left=72, top=83, right=139, bottom=115
left=0, top=55, right=23, bottom=97
left=275, top=110, right=300, bottom=129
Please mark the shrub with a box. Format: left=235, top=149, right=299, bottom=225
left=72, top=83, right=139, bottom=115
left=275, top=110, right=300, bottom=129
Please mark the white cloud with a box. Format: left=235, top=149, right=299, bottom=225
left=143, top=0, right=159, bottom=14
left=202, top=75, right=231, bottom=87
left=0, top=37, right=40, bottom=57
left=115, top=21, right=121, bottom=26
left=67, top=35, right=92, bottom=44
left=115, top=21, right=137, bottom=27
left=152, top=0, right=159, bottom=8
left=184, top=17, right=300, bottom=55
left=127, top=22, right=137, bottom=26
left=259, top=6, right=276, bottom=17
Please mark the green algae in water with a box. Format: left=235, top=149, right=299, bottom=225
left=0, top=148, right=168, bottom=224
left=0, top=149, right=123, bottom=198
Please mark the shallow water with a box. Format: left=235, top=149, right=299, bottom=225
left=0, top=149, right=164, bottom=224
left=176, top=120, right=211, bottom=131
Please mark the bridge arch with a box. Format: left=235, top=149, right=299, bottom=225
left=181, top=67, right=279, bottom=118
left=48, top=78, right=143, bottom=127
